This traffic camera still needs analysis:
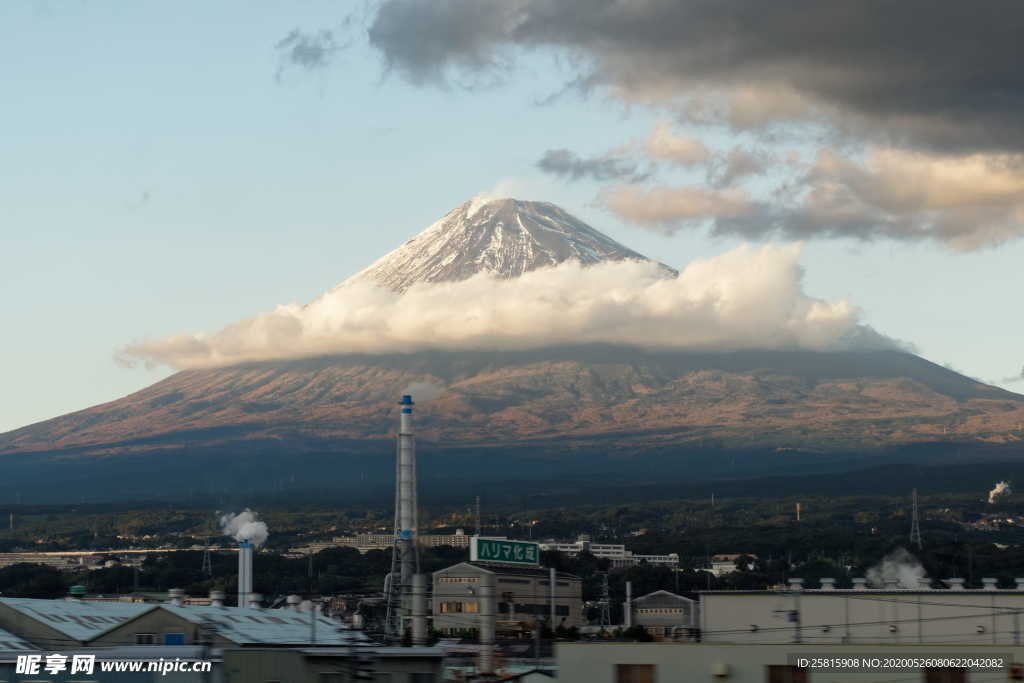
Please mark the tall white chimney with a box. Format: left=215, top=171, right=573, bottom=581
left=385, top=394, right=420, bottom=636
left=238, top=541, right=253, bottom=608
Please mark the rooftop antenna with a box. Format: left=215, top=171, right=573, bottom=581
left=910, top=488, right=923, bottom=550
left=475, top=495, right=481, bottom=537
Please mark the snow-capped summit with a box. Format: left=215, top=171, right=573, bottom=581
left=339, top=196, right=665, bottom=293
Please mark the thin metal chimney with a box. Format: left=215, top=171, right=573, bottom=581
left=238, top=541, right=253, bottom=608
left=479, top=572, right=495, bottom=675
left=624, top=581, right=633, bottom=628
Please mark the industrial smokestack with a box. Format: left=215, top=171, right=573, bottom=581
left=386, top=394, right=421, bottom=636
left=238, top=541, right=253, bottom=608
left=479, top=572, right=495, bottom=675
left=411, top=574, right=427, bottom=646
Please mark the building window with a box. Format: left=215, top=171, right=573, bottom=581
left=616, top=664, right=655, bottom=683
left=135, top=633, right=156, bottom=645
left=767, top=665, right=808, bottom=683
left=464, top=601, right=479, bottom=614
left=440, top=601, right=458, bottom=613
left=924, top=669, right=967, bottom=683
left=164, top=633, right=185, bottom=645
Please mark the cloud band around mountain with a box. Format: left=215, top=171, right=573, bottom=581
left=119, top=244, right=898, bottom=370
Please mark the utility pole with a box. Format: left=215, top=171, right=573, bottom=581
left=475, top=496, right=481, bottom=537
left=910, top=489, right=923, bottom=550
left=201, top=537, right=212, bottom=576
left=598, top=572, right=611, bottom=627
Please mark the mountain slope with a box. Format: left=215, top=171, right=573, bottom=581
left=2, top=348, right=1021, bottom=457
left=337, top=197, right=672, bottom=293
left=2, top=196, right=1022, bottom=495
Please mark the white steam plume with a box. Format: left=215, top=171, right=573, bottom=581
left=119, top=244, right=898, bottom=370
left=220, top=509, right=269, bottom=548
left=989, top=481, right=1011, bottom=504
left=402, top=381, right=446, bottom=402
left=866, top=547, right=926, bottom=588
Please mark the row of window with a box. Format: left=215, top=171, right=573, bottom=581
left=437, top=601, right=571, bottom=616
left=636, top=608, right=685, bottom=614
left=135, top=633, right=185, bottom=645
left=437, top=576, right=479, bottom=583
left=438, top=601, right=479, bottom=614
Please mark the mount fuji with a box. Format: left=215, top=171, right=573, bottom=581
left=2, top=197, right=1022, bottom=502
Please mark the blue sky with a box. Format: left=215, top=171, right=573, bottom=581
left=2, top=1, right=1022, bottom=433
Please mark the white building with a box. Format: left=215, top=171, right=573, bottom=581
left=539, top=537, right=678, bottom=569
left=701, top=577, right=1024, bottom=645
left=708, top=553, right=756, bottom=576
left=558, top=642, right=1015, bottom=683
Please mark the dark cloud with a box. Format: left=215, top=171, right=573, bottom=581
left=276, top=29, right=342, bottom=76
left=707, top=147, right=770, bottom=187
left=367, top=0, right=1024, bottom=153
left=537, top=148, right=645, bottom=182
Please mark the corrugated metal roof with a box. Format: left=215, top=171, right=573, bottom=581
left=161, top=605, right=371, bottom=646
left=0, top=627, right=35, bottom=651
left=0, top=598, right=156, bottom=642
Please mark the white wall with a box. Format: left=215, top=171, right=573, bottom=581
left=701, top=591, right=1024, bottom=645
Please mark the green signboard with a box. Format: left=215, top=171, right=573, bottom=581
left=471, top=537, right=540, bottom=566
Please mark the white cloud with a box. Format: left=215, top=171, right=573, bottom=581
left=645, top=120, right=712, bottom=165
left=119, top=244, right=894, bottom=370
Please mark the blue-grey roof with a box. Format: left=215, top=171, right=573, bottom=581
left=0, top=598, right=156, bottom=642
left=160, top=605, right=370, bottom=646
left=0, top=627, right=35, bottom=651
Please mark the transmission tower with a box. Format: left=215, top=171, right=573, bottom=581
left=910, top=488, right=923, bottom=550
left=201, top=537, right=213, bottom=576
left=598, top=572, right=611, bottom=627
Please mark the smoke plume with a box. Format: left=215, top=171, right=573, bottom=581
left=119, top=244, right=898, bottom=370
left=988, top=481, right=1011, bottom=504
left=866, top=548, right=926, bottom=589
left=220, top=509, right=269, bottom=547
left=402, top=381, right=446, bottom=402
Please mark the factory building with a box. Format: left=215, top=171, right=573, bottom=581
left=539, top=537, right=679, bottom=569
left=432, top=562, right=584, bottom=636
left=701, top=577, right=1024, bottom=645
left=223, top=646, right=445, bottom=682
left=93, top=602, right=361, bottom=649
left=557, top=642, right=1022, bottom=683
left=627, top=590, right=698, bottom=639
left=0, top=596, right=156, bottom=648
